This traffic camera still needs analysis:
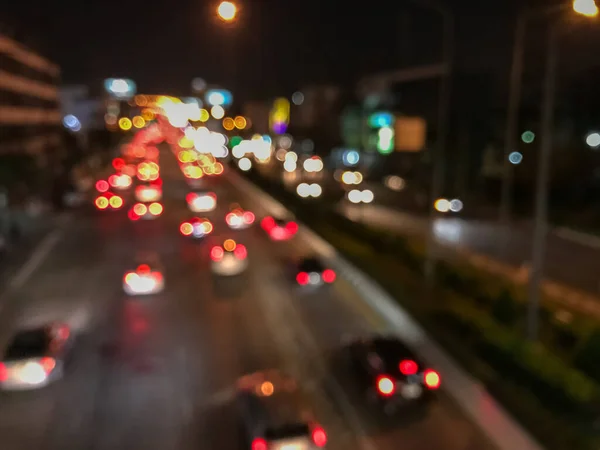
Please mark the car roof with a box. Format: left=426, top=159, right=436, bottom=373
left=298, top=258, right=323, bottom=271
left=237, top=370, right=314, bottom=427
left=354, top=336, right=421, bottom=367
left=4, top=328, right=51, bottom=360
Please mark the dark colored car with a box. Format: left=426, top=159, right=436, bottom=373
left=340, top=335, right=441, bottom=415
left=236, top=370, right=328, bottom=449
left=293, top=257, right=336, bottom=287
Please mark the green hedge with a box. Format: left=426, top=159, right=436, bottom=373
left=240, top=166, right=600, bottom=450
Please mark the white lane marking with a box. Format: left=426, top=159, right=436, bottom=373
left=554, top=227, right=600, bottom=249
left=7, top=228, right=64, bottom=292
left=226, top=170, right=545, bottom=450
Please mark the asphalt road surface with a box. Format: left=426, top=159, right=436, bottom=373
left=0, top=147, right=496, bottom=450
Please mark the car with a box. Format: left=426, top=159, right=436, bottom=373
left=339, top=335, right=441, bottom=415
left=0, top=323, right=72, bottom=390
left=186, top=191, right=217, bottom=213
left=261, top=216, right=298, bottom=241
left=236, top=369, right=328, bottom=450
left=135, top=184, right=162, bottom=203
left=225, top=206, right=255, bottom=230
left=180, top=217, right=213, bottom=238
left=294, top=257, right=336, bottom=287
left=210, top=239, right=248, bottom=276
left=128, top=202, right=164, bottom=221
left=123, top=262, right=165, bottom=295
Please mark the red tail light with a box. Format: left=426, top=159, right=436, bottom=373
left=261, top=216, right=275, bottom=231
left=296, top=272, right=310, bottom=285
left=40, top=357, right=56, bottom=373
left=243, top=211, right=255, bottom=224
left=399, top=360, right=418, bottom=376
left=0, top=362, right=7, bottom=381
left=251, top=437, right=267, bottom=450
left=424, top=370, right=441, bottom=389
left=96, top=180, right=109, bottom=192
left=226, top=212, right=235, bottom=225
left=151, top=178, right=163, bottom=187
left=211, top=246, right=224, bottom=261
left=234, top=244, right=247, bottom=260
left=322, top=269, right=336, bottom=283
left=108, top=174, right=119, bottom=187
left=112, top=157, right=125, bottom=170
left=186, top=193, right=197, bottom=203
left=180, top=222, right=193, bottom=236
left=137, top=264, right=151, bottom=274
left=128, top=208, right=141, bottom=221
left=285, top=221, right=299, bottom=234
left=151, top=271, right=163, bottom=282
left=311, top=426, right=327, bottom=448
left=376, top=375, right=395, bottom=396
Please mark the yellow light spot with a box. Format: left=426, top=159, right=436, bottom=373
left=149, top=203, right=163, bottom=215
left=134, top=203, right=147, bottom=215
left=109, top=196, right=123, bottom=208
left=141, top=108, right=155, bottom=121
left=132, top=116, right=146, bottom=129
left=199, top=109, right=210, bottom=122
left=118, top=117, right=132, bottom=131
left=223, top=117, right=235, bottom=131
left=179, top=137, right=194, bottom=149
left=234, top=116, right=247, bottom=129
left=95, top=196, right=109, bottom=209
left=223, top=239, right=236, bottom=251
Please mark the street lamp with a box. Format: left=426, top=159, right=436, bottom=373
left=217, top=1, right=237, bottom=22
left=526, top=0, right=597, bottom=341
left=500, top=0, right=598, bottom=224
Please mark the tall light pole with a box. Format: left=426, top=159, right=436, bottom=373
left=406, top=0, right=454, bottom=284
left=216, top=1, right=239, bottom=96
left=500, top=0, right=598, bottom=225
left=527, top=0, right=598, bottom=341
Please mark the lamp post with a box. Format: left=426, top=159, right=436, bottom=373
left=216, top=1, right=239, bottom=98
left=527, top=0, right=597, bottom=341
left=500, top=0, right=598, bottom=225
left=409, top=0, right=454, bottom=284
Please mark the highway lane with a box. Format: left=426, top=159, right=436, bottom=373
left=0, top=143, right=496, bottom=450
left=225, top=170, right=498, bottom=450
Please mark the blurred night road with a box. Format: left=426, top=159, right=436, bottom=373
left=0, top=146, right=495, bottom=450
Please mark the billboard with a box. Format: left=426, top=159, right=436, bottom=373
left=394, top=117, right=426, bottom=152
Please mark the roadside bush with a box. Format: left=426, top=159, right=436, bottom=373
left=574, top=329, right=600, bottom=382
left=491, top=289, right=520, bottom=326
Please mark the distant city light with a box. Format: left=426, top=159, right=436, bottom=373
left=191, top=78, right=207, bottom=92
left=509, top=151, right=523, bottom=164
left=292, top=91, right=304, bottom=105
left=521, top=130, right=535, bottom=144
left=238, top=157, right=252, bottom=171
left=211, top=105, right=225, bottom=119
left=343, top=150, right=360, bottom=166
left=63, top=114, right=80, bottom=131
left=586, top=132, right=600, bottom=148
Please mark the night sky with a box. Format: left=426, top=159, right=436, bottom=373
left=3, top=0, right=593, bottom=101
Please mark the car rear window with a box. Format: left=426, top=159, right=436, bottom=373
left=265, top=423, right=309, bottom=441
left=4, top=329, right=50, bottom=360
left=298, top=258, right=323, bottom=272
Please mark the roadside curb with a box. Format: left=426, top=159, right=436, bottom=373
left=227, top=169, right=545, bottom=450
